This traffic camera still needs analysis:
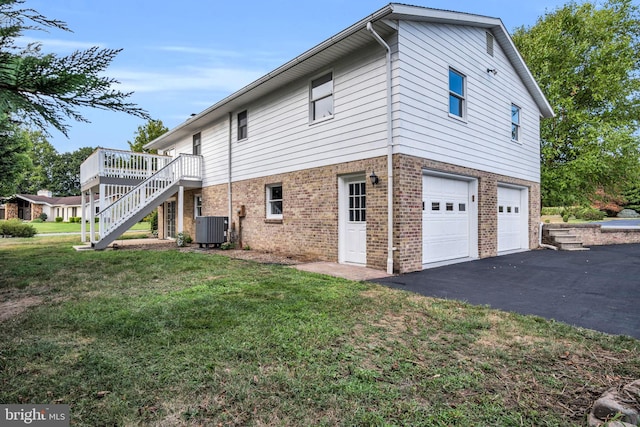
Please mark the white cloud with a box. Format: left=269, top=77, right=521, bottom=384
left=155, top=45, right=243, bottom=58
left=16, top=36, right=103, bottom=52
left=109, top=66, right=266, bottom=94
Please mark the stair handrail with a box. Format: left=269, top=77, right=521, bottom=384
left=95, top=154, right=202, bottom=241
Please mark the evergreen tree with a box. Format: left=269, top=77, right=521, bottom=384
left=0, top=0, right=149, bottom=136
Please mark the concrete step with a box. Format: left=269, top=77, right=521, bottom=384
left=553, top=235, right=581, bottom=244
left=558, top=241, right=590, bottom=251
left=548, top=229, right=574, bottom=236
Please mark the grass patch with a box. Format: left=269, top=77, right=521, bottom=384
left=0, top=237, right=638, bottom=426
left=14, top=220, right=151, bottom=234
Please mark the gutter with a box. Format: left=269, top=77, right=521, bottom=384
left=367, top=22, right=395, bottom=275
left=228, top=112, right=233, bottom=242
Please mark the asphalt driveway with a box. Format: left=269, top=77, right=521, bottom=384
left=374, top=244, right=640, bottom=339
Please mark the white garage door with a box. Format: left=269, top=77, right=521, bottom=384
left=498, top=186, right=526, bottom=253
left=423, top=175, right=471, bottom=264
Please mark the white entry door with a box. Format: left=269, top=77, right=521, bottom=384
left=340, top=176, right=367, bottom=265
left=498, top=186, right=527, bottom=253
left=423, top=175, right=471, bottom=265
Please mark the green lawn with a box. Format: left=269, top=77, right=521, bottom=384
left=12, top=220, right=151, bottom=234
left=0, top=236, right=638, bottom=426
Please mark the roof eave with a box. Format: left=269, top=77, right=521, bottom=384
left=145, top=2, right=553, bottom=149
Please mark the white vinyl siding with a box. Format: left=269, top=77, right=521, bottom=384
left=230, top=47, right=389, bottom=182
left=395, top=21, right=541, bottom=183
left=176, top=118, right=228, bottom=187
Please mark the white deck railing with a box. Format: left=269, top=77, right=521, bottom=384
left=81, top=148, right=173, bottom=187
left=95, top=154, right=202, bottom=242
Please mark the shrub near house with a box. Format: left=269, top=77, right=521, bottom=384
left=0, top=220, right=37, bottom=237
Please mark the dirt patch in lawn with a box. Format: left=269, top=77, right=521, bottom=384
left=0, top=296, right=43, bottom=322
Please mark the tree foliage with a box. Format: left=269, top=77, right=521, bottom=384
left=0, top=0, right=149, bottom=136
left=0, top=116, right=31, bottom=195
left=128, top=119, right=168, bottom=153
left=512, top=0, right=640, bottom=206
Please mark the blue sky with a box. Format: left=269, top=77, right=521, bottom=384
left=24, top=0, right=574, bottom=153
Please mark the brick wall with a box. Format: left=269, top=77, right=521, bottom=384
left=160, top=154, right=540, bottom=274
left=5, top=203, right=17, bottom=220
left=393, top=154, right=540, bottom=273
left=200, top=158, right=387, bottom=266
left=543, top=223, right=640, bottom=246
left=31, top=204, right=43, bottom=221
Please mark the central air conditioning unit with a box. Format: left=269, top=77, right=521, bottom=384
left=195, top=216, right=228, bottom=248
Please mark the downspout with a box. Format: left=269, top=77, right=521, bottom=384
left=228, top=112, right=233, bottom=243
left=539, top=222, right=558, bottom=250
left=367, top=22, right=395, bottom=275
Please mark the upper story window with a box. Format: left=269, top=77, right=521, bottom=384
left=193, top=132, right=201, bottom=155
left=310, top=72, right=333, bottom=122
left=449, top=68, right=466, bottom=119
left=237, top=110, right=248, bottom=140
left=266, top=184, right=283, bottom=220
left=511, top=104, right=521, bottom=141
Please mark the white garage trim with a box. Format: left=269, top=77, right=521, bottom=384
left=497, top=184, right=529, bottom=254
left=422, top=170, right=478, bottom=269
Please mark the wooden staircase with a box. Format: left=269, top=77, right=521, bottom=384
left=543, top=227, right=590, bottom=251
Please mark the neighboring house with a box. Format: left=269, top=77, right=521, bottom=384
left=79, top=3, right=553, bottom=274
left=1, top=190, right=87, bottom=222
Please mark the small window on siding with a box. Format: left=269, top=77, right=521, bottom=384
left=237, top=110, right=248, bottom=140
left=449, top=68, right=466, bottom=118
left=432, top=202, right=440, bottom=211
left=310, top=72, right=333, bottom=122
left=486, top=32, right=494, bottom=56
left=193, top=132, right=201, bottom=155
left=511, top=104, right=521, bottom=141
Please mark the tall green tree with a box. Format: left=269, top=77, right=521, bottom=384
left=128, top=119, right=168, bottom=153
left=0, top=0, right=149, bottom=136
left=512, top=0, right=640, bottom=206
left=0, top=117, right=31, bottom=195
left=16, top=130, right=56, bottom=194
left=49, top=146, right=94, bottom=196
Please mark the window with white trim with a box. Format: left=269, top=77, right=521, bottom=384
left=449, top=68, right=466, bottom=118
left=310, top=72, right=333, bottom=122
left=237, top=110, right=247, bottom=140
left=194, top=195, right=202, bottom=217
left=511, top=104, right=521, bottom=141
left=193, top=132, right=201, bottom=155
left=266, top=184, right=283, bottom=219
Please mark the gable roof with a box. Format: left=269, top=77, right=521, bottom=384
left=14, top=194, right=83, bottom=207
left=146, top=3, right=553, bottom=150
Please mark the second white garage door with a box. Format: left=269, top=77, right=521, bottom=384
left=497, top=186, right=528, bottom=253
left=423, top=175, right=474, bottom=265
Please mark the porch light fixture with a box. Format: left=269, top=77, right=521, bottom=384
left=369, top=171, right=379, bottom=186
left=486, top=68, right=498, bottom=75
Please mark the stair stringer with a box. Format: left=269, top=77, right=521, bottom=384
left=91, top=183, right=179, bottom=250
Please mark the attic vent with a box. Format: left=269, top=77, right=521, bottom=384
left=486, top=32, right=494, bottom=56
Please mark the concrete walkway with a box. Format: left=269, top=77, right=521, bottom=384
left=293, top=262, right=392, bottom=281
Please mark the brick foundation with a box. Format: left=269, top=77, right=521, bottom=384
left=159, top=155, right=540, bottom=274
left=393, top=154, right=540, bottom=273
